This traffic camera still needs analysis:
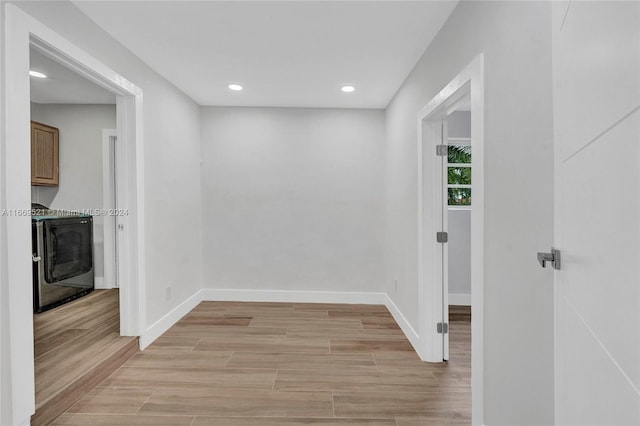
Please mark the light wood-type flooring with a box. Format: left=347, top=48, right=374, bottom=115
left=33, top=289, right=138, bottom=426
left=52, top=301, right=471, bottom=425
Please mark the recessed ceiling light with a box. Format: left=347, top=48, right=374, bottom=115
left=29, top=70, right=47, bottom=79
left=228, top=84, right=243, bottom=91
left=341, top=85, right=355, bottom=93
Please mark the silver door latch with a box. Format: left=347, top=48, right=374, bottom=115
left=537, top=248, right=561, bottom=270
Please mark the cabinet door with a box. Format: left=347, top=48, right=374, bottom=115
left=31, top=121, right=59, bottom=186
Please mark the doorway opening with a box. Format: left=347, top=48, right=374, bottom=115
left=103, top=129, right=119, bottom=290
left=417, top=55, right=484, bottom=424
left=3, top=5, right=145, bottom=424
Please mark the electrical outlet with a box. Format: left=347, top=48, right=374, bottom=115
left=165, top=286, right=172, bottom=301
left=394, top=279, right=398, bottom=292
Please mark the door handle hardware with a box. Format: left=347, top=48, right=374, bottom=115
left=537, top=248, right=561, bottom=270
left=32, top=254, right=41, bottom=262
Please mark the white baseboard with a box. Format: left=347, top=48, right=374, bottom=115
left=138, top=288, right=422, bottom=357
left=382, top=294, right=420, bottom=354
left=449, top=293, right=471, bottom=306
left=200, top=288, right=387, bottom=305
left=139, top=290, right=204, bottom=350
left=93, top=276, right=114, bottom=290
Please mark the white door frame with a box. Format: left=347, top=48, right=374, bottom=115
left=102, top=129, right=117, bottom=289
left=2, top=5, right=146, bottom=424
left=416, top=54, right=484, bottom=425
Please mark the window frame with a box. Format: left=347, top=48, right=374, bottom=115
left=447, top=139, right=472, bottom=207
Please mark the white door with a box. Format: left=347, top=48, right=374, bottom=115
left=440, top=122, right=450, bottom=361
left=553, top=2, right=640, bottom=424
left=102, top=130, right=118, bottom=288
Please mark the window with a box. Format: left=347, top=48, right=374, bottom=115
left=447, top=142, right=471, bottom=206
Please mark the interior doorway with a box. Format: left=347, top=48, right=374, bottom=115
left=3, top=5, right=145, bottom=424
left=416, top=55, right=484, bottom=424
left=28, top=31, right=130, bottom=426
left=102, top=129, right=119, bottom=289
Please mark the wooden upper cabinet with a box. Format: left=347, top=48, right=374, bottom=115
left=31, top=121, right=59, bottom=186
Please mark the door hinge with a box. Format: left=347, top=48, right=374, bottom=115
left=436, top=231, right=448, bottom=243
left=436, top=144, right=448, bottom=156
left=437, top=322, right=449, bottom=334
left=537, top=247, right=561, bottom=270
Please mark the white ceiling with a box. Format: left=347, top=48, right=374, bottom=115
left=72, top=1, right=458, bottom=109
left=30, top=48, right=117, bottom=104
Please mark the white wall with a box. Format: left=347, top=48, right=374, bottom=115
left=1, top=2, right=203, bottom=423
left=448, top=209, right=470, bottom=301
left=384, top=2, right=554, bottom=424
left=448, top=110, right=471, bottom=139
left=0, top=0, right=7, bottom=423
left=201, top=107, right=385, bottom=294
left=447, top=110, right=471, bottom=304
left=30, top=103, right=116, bottom=285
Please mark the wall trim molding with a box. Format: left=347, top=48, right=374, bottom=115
left=382, top=294, right=420, bottom=352
left=449, top=293, right=471, bottom=306
left=140, top=289, right=426, bottom=358
left=140, top=290, right=203, bottom=350
left=93, top=277, right=109, bottom=290
left=200, top=288, right=387, bottom=305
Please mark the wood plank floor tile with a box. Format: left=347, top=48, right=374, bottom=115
left=178, top=316, right=252, bottom=326
left=372, top=351, right=440, bottom=369
left=33, top=338, right=138, bottom=426
left=52, top=414, right=194, bottom=425
left=122, top=350, right=233, bottom=369
left=249, top=316, right=364, bottom=329
left=226, top=352, right=377, bottom=370
left=333, top=391, right=471, bottom=418
left=449, top=305, right=471, bottom=322
left=360, top=317, right=401, bottom=330
left=293, top=303, right=389, bottom=312
left=34, top=290, right=137, bottom=409
left=286, top=327, right=407, bottom=340
left=395, top=416, right=471, bottom=426
left=192, top=418, right=397, bottom=426
left=56, top=300, right=471, bottom=425
left=194, top=336, right=330, bottom=354
left=34, top=329, right=86, bottom=359
left=165, top=324, right=288, bottom=338
left=189, top=303, right=229, bottom=314
left=145, top=336, right=200, bottom=351
left=36, top=332, right=128, bottom=403
left=34, top=290, right=119, bottom=340
left=274, top=368, right=439, bottom=392
left=138, top=388, right=334, bottom=417
left=224, top=307, right=296, bottom=317
left=66, top=387, right=154, bottom=414
left=204, top=301, right=295, bottom=309
left=225, top=308, right=329, bottom=319
left=328, top=310, right=393, bottom=319
left=103, top=367, right=277, bottom=390
left=330, top=339, right=414, bottom=353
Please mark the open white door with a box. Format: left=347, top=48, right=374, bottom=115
left=553, top=2, right=640, bottom=424
left=102, top=129, right=117, bottom=289
left=440, top=119, right=449, bottom=361
left=440, top=122, right=450, bottom=361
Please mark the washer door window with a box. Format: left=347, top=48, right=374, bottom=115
left=44, top=219, right=93, bottom=283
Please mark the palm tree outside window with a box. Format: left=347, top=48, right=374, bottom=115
left=447, top=144, right=471, bottom=206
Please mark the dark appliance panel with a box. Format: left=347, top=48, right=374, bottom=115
left=33, top=214, right=94, bottom=313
